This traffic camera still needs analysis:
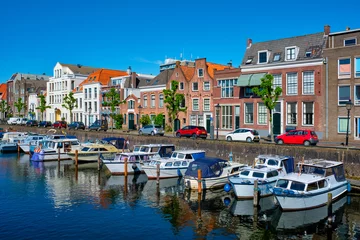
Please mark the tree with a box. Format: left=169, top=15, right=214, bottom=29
left=14, top=98, right=25, bottom=117
left=154, top=113, right=164, bottom=127
left=112, top=114, right=124, bottom=129
left=104, top=88, right=125, bottom=132
left=252, top=74, right=282, bottom=142
left=36, top=94, right=51, bottom=121
left=163, top=80, right=187, bottom=135
left=62, top=92, right=77, bottom=122
left=140, top=114, right=151, bottom=126
left=0, top=100, right=10, bottom=120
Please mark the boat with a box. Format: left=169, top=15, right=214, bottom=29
left=228, top=155, right=295, bottom=199
left=0, top=132, right=28, bottom=153
left=184, top=157, right=247, bottom=190
left=133, top=144, right=175, bottom=158
left=30, top=138, right=81, bottom=161
left=142, top=150, right=206, bottom=179
left=18, top=135, right=46, bottom=154
left=273, top=159, right=350, bottom=211
left=101, top=152, right=154, bottom=175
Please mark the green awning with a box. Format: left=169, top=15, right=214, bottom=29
left=237, top=73, right=266, bottom=87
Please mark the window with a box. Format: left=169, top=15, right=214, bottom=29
left=175, top=72, right=179, bottom=77
left=203, top=99, right=210, bottom=111
left=151, top=95, right=155, bottom=108
left=244, top=87, right=253, bottom=97
left=94, top=87, right=97, bottom=98
left=89, top=88, right=92, bottom=99
left=338, top=58, right=351, bottom=78
left=286, top=47, right=296, bottom=60
left=192, top=99, right=199, bottom=111
left=219, top=79, right=237, bottom=98
left=307, top=182, right=318, bottom=191
left=305, top=51, right=312, bottom=58
left=190, top=115, right=197, bottom=125
left=79, top=98, right=82, bottom=108
left=159, top=94, right=164, bottom=108
left=303, top=102, right=314, bottom=125
left=85, top=89, right=87, bottom=99
left=179, top=82, right=184, bottom=90
left=276, top=179, right=289, bottom=188
left=221, top=106, right=232, bottom=129
left=197, top=69, right=204, bottom=77
left=258, top=103, right=267, bottom=124
left=303, top=71, right=314, bottom=94
left=143, top=95, right=148, bottom=108
left=286, top=73, right=298, bottom=95
left=198, top=115, right=203, bottom=126
left=344, top=38, right=356, bottom=46
left=128, top=100, right=135, bottom=109
left=180, top=98, right=185, bottom=109
left=244, top=103, right=253, bottom=124
left=203, top=81, right=210, bottom=91
left=94, top=103, right=97, bottom=112
left=246, top=58, right=253, bottom=64
left=338, top=117, right=350, bottom=133
left=355, top=85, right=360, bottom=105
left=240, top=170, right=250, bottom=176
left=252, top=172, right=264, bottom=178
left=290, top=181, right=305, bottom=191
left=192, top=82, right=198, bottom=91
left=355, top=57, right=360, bottom=78
left=338, top=86, right=350, bottom=105
left=273, top=74, right=282, bottom=94
left=85, top=102, right=87, bottom=112
left=287, top=102, right=297, bottom=124
left=258, top=51, right=268, bottom=63
left=273, top=53, right=281, bottom=62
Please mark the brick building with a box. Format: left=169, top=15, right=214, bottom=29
left=323, top=26, right=360, bottom=141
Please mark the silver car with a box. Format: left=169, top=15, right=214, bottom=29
left=139, top=125, right=164, bottom=136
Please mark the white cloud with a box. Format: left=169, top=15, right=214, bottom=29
left=134, top=57, right=162, bottom=65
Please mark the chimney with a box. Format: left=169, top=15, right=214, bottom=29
left=175, top=61, right=180, bottom=68
left=346, top=26, right=351, bottom=31
left=227, top=60, right=232, bottom=68
left=324, top=25, right=330, bottom=35
left=247, top=38, right=252, bottom=48
left=127, top=66, right=132, bottom=75
left=131, top=72, right=136, bottom=89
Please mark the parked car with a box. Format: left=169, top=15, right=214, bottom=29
left=16, top=118, right=28, bottom=125
left=176, top=125, right=207, bottom=139
left=38, top=121, right=52, bottom=128
left=68, top=122, right=85, bottom=130
left=52, top=121, right=67, bottom=129
left=225, top=128, right=260, bottom=142
left=275, top=129, right=319, bottom=146
left=88, top=119, right=108, bottom=131
left=25, top=120, right=38, bottom=127
left=7, top=117, right=18, bottom=125
left=138, top=124, right=164, bottom=136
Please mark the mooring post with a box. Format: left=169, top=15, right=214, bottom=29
left=124, top=157, right=128, bottom=176
left=197, top=169, right=202, bottom=193
left=17, top=144, right=20, bottom=158
left=58, top=148, right=60, bottom=162
left=327, top=192, right=333, bottom=224
left=97, top=154, right=101, bottom=171
left=156, top=163, right=160, bottom=184
left=75, top=149, right=78, bottom=167
left=253, top=180, right=259, bottom=207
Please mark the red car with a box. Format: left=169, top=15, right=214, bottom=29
left=176, top=125, right=207, bottom=139
left=275, top=129, right=319, bottom=146
left=52, top=121, right=67, bottom=129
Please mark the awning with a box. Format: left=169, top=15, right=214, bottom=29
left=237, top=73, right=266, bottom=87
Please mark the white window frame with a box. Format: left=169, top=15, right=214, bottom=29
left=338, top=57, right=351, bottom=79
left=203, top=98, right=210, bottom=111
left=203, top=81, right=210, bottom=91
left=190, top=115, right=197, bottom=125
left=344, top=37, right=357, bottom=47
left=192, top=82, right=199, bottom=91
left=338, top=85, right=351, bottom=106
left=258, top=50, right=268, bottom=64
left=355, top=85, right=360, bottom=105
left=302, top=71, right=315, bottom=95
left=192, top=98, right=199, bottom=111
left=286, top=102, right=297, bottom=125
left=285, top=46, right=298, bottom=61
left=159, top=94, right=164, bottom=108
left=257, top=103, right=267, bottom=125
left=198, top=68, right=204, bottom=77
left=221, top=105, right=233, bottom=129
left=179, top=82, right=184, bottom=90
left=338, top=116, right=351, bottom=134
left=219, top=79, right=237, bottom=98
left=302, top=102, right=314, bottom=126
left=128, top=100, right=135, bottom=110
left=244, top=103, right=254, bottom=124
left=355, top=56, right=360, bottom=78
left=176, top=72, right=179, bottom=77
left=143, top=95, right=148, bottom=108
left=151, top=94, right=155, bottom=108
left=286, top=72, right=298, bottom=95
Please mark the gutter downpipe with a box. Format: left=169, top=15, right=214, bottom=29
left=325, top=57, right=329, bottom=140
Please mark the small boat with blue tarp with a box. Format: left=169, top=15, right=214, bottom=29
left=184, top=157, right=247, bottom=190
left=228, top=155, right=295, bottom=199
left=273, top=159, right=350, bottom=211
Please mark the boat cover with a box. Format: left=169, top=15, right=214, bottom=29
left=102, top=137, right=127, bottom=149
left=283, top=157, right=295, bottom=174
left=192, top=152, right=206, bottom=160
left=185, top=157, right=227, bottom=178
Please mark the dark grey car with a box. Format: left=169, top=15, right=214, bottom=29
left=138, top=125, right=164, bottom=136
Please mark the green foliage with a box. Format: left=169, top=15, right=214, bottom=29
left=163, top=80, right=187, bottom=135
left=0, top=100, right=11, bottom=120
left=14, top=98, right=25, bottom=116
left=36, top=94, right=51, bottom=121
left=165, top=124, right=172, bottom=132
left=112, top=114, right=123, bottom=129
left=154, top=113, right=164, bottom=126
left=62, top=92, right=77, bottom=122
left=104, top=88, right=125, bottom=132
left=140, top=114, right=151, bottom=126
left=252, top=74, right=282, bottom=142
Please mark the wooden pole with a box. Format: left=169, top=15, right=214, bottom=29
left=124, top=157, right=128, bottom=176
left=197, top=169, right=202, bottom=193
left=327, top=192, right=333, bottom=224
left=253, top=180, right=259, bottom=207
left=75, top=150, right=78, bottom=167
left=156, top=163, right=160, bottom=184
left=97, top=154, right=101, bottom=171
left=58, top=148, right=60, bottom=162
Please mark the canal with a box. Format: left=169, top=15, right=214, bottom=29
left=0, top=153, right=359, bottom=239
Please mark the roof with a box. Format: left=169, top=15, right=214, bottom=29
left=330, top=28, right=360, bottom=36
left=302, top=159, right=343, bottom=169
left=206, top=62, right=229, bottom=78
left=241, top=32, right=327, bottom=66
left=0, top=84, right=7, bottom=101
left=179, top=66, right=195, bottom=80
left=174, top=150, right=205, bottom=154
left=280, top=173, right=324, bottom=184
left=60, top=63, right=100, bottom=75
left=257, top=154, right=293, bottom=160
left=8, top=73, right=51, bottom=82
left=146, top=69, right=174, bottom=86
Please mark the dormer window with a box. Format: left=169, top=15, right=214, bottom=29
left=273, top=53, right=281, bottom=62
left=305, top=51, right=312, bottom=58
left=344, top=38, right=356, bottom=46
left=198, top=69, right=204, bottom=77
left=246, top=58, right=253, bottom=64
left=258, top=51, right=268, bottom=64
left=286, top=47, right=296, bottom=60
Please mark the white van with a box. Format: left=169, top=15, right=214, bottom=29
left=16, top=118, right=28, bottom=125
left=7, top=117, right=19, bottom=125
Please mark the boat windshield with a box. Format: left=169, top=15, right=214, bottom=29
left=171, top=152, right=178, bottom=158
left=276, top=179, right=289, bottom=188
left=140, top=146, right=150, bottom=152
left=134, top=146, right=140, bottom=152
left=81, top=147, right=91, bottom=151
left=252, top=172, right=265, bottom=178
left=177, top=153, right=185, bottom=159
left=290, top=181, right=306, bottom=191
left=298, top=166, right=325, bottom=176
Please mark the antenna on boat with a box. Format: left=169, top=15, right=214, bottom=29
left=298, top=156, right=305, bottom=176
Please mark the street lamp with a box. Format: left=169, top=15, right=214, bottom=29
left=88, top=107, right=92, bottom=127
left=345, top=99, right=353, bottom=146
left=215, top=103, right=220, bottom=140
left=138, top=105, right=142, bottom=130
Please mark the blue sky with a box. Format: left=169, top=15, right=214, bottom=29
left=0, top=0, right=358, bottom=82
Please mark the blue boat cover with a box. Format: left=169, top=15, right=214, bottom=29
left=192, top=152, right=206, bottom=160
left=283, top=157, right=295, bottom=174
left=102, top=137, right=127, bottom=149
left=185, top=157, right=227, bottom=178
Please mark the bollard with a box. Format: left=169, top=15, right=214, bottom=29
left=327, top=192, right=333, bottom=224
left=75, top=149, right=78, bottom=167
left=124, top=158, right=128, bottom=176
left=197, top=169, right=202, bottom=193
left=253, top=180, right=259, bottom=207
left=58, top=148, right=60, bottom=162
left=156, top=163, right=160, bottom=184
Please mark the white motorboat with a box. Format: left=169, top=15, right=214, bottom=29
left=184, top=157, right=247, bottom=190
left=273, top=159, right=350, bottom=211
left=228, top=155, right=295, bottom=199
left=142, top=150, right=206, bottom=179
left=133, top=144, right=175, bottom=158
left=30, top=138, right=81, bottom=161
left=18, top=135, right=46, bottom=153
left=0, top=132, right=28, bottom=153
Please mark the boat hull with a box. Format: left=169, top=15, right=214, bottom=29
left=103, top=161, right=143, bottom=175
left=142, top=166, right=187, bottom=179
left=275, top=182, right=348, bottom=211
left=31, top=152, right=72, bottom=161
left=0, top=143, right=18, bottom=153
left=19, top=144, right=30, bottom=154
left=68, top=153, right=102, bottom=163
left=184, top=173, right=238, bottom=190
left=230, top=179, right=276, bottom=199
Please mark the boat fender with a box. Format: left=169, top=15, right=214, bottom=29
left=347, top=182, right=351, bottom=192
left=224, top=183, right=231, bottom=192
left=177, top=168, right=181, bottom=176
left=132, top=164, right=137, bottom=170
left=223, top=197, right=231, bottom=206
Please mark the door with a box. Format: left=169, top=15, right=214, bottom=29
left=128, top=113, right=135, bottom=130
left=273, top=113, right=281, bottom=135
left=174, top=119, right=180, bottom=132
left=235, top=106, right=240, bottom=129
left=206, top=115, right=211, bottom=133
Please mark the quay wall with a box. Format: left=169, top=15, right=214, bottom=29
left=6, top=125, right=360, bottom=178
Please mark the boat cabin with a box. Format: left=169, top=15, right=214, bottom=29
left=255, top=154, right=295, bottom=174
left=42, top=138, right=80, bottom=152
left=2, top=132, right=27, bottom=142
left=114, top=152, right=152, bottom=163
left=133, top=144, right=175, bottom=158
left=170, top=150, right=205, bottom=161
left=238, top=165, right=280, bottom=183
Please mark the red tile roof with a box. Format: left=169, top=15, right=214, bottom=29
left=179, top=66, right=195, bottom=81
left=206, top=62, right=229, bottom=78
left=0, top=84, right=7, bottom=101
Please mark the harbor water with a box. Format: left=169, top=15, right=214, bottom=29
left=0, top=154, right=359, bottom=239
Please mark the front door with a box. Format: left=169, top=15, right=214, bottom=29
left=174, top=119, right=180, bottom=131
left=128, top=113, right=134, bottom=130
left=273, top=113, right=281, bottom=135
left=206, top=115, right=211, bottom=133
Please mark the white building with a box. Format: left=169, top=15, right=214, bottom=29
left=46, top=63, right=99, bottom=122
